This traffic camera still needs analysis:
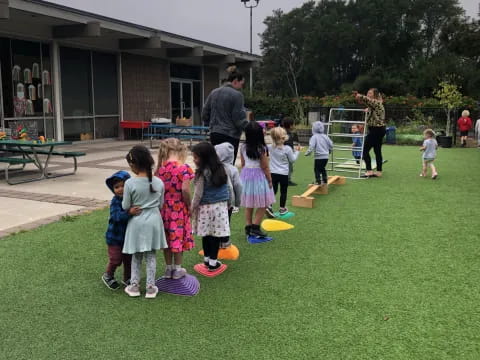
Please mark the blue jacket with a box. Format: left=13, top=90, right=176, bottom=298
left=105, top=171, right=131, bottom=246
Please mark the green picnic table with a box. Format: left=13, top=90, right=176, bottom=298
left=0, top=139, right=85, bottom=185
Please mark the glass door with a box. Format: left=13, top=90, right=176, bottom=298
left=171, top=80, right=193, bottom=123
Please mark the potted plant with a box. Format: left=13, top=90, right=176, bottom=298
left=433, top=81, right=463, bottom=148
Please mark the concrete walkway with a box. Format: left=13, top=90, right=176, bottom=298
left=0, top=140, right=164, bottom=237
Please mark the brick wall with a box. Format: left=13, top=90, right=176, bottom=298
left=121, top=53, right=170, bottom=121
left=203, top=66, right=219, bottom=100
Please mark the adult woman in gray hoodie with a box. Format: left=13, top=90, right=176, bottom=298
left=202, top=69, right=249, bottom=164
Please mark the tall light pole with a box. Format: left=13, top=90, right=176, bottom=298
left=241, top=0, right=259, bottom=96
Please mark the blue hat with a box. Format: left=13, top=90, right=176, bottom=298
left=106, top=170, right=130, bottom=193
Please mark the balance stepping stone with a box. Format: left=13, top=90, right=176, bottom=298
left=155, top=274, right=200, bottom=296
left=198, top=245, right=240, bottom=260
left=247, top=235, right=273, bottom=244
left=193, top=263, right=228, bottom=277
left=273, top=211, right=295, bottom=220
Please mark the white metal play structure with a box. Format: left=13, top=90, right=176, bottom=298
left=325, top=108, right=369, bottom=179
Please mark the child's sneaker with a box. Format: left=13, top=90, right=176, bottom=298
left=172, top=268, right=187, bottom=280
left=163, top=267, right=173, bottom=279
left=122, top=279, right=131, bottom=287
left=124, top=284, right=141, bottom=297
left=279, top=207, right=288, bottom=216
left=231, top=206, right=239, bottom=214
left=245, top=225, right=252, bottom=235
left=208, top=261, right=223, bottom=272
left=102, top=273, right=120, bottom=290
left=145, top=285, right=158, bottom=299
left=266, top=206, right=275, bottom=218
left=250, top=224, right=267, bottom=238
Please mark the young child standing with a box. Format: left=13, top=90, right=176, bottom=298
left=351, top=124, right=364, bottom=164
left=191, top=142, right=233, bottom=272
left=281, top=117, right=299, bottom=186
left=420, top=129, right=438, bottom=179
left=305, top=121, right=333, bottom=185
left=240, top=121, right=275, bottom=237
left=155, top=138, right=195, bottom=280
left=123, top=145, right=167, bottom=299
left=103, top=170, right=141, bottom=290
left=215, top=142, right=242, bottom=248
left=267, top=127, right=299, bottom=217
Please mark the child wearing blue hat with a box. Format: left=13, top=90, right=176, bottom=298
left=102, top=170, right=142, bottom=290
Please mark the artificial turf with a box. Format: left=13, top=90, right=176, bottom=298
left=1, top=145, right=479, bottom=359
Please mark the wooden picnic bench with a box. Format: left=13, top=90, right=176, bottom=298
left=144, top=124, right=209, bottom=148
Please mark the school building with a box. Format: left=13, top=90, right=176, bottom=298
left=0, top=0, right=259, bottom=141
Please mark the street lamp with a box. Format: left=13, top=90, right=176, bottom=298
left=241, top=0, right=259, bottom=95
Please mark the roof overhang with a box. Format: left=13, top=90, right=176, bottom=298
left=0, top=0, right=261, bottom=66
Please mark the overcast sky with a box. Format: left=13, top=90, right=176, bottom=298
left=48, top=0, right=479, bottom=54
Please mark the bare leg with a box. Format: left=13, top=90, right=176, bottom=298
left=173, top=252, right=183, bottom=266
left=254, top=207, right=266, bottom=225
left=430, top=162, right=437, bottom=177
left=421, top=161, right=427, bottom=177
left=163, top=248, right=172, bottom=265
left=245, top=207, right=253, bottom=225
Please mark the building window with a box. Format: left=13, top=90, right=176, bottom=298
left=60, top=47, right=118, bottom=140
left=0, top=38, right=54, bottom=138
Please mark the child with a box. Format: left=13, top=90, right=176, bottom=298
left=155, top=138, right=195, bottom=280
left=475, top=118, right=480, bottom=148
left=102, top=170, right=141, bottom=290
left=267, top=127, right=299, bottom=217
left=351, top=124, right=364, bottom=164
left=191, top=142, right=234, bottom=271
left=420, top=129, right=438, bottom=179
left=240, top=121, right=275, bottom=237
left=123, top=145, right=167, bottom=298
left=457, top=110, right=472, bottom=147
left=215, top=142, right=242, bottom=248
left=305, top=121, right=333, bottom=185
left=281, top=117, right=299, bottom=186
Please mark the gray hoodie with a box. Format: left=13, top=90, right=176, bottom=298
left=202, top=84, right=248, bottom=139
left=215, top=142, right=242, bottom=207
left=305, top=121, right=333, bottom=159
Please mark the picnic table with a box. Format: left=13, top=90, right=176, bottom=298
left=143, top=124, right=209, bottom=148
left=0, top=139, right=85, bottom=185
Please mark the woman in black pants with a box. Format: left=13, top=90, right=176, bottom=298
left=354, top=89, right=386, bottom=177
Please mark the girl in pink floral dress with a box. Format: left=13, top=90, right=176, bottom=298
left=155, top=138, right=195, bottom=279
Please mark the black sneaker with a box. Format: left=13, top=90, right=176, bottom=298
left=266, top=206, right=275, bottom=218
left=102, top=273, right=120, bottom=290
left=288, top=181, right=297, bottom=186
left=245, top=225, right=252, bottom=235
left=250, top=224, right=268, bottom=238
left=208, top=261, right=222, bottom=271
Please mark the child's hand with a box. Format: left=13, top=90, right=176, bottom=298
left=129, top=206, right=142, bottom=216
left=294, top=145, right=302, bottom=152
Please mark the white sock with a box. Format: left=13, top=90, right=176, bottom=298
left=174, top=264, right=181, bottom=270
left=204, top=257, right=210, bottom=263
left=166, top=265, right=173, bottom=270
left=209, top=259, right=218, bottom=267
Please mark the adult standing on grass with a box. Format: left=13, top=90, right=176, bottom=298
left=353, top=89, right=386, bottom=177
left=457, top=110, right=473, bottom=147
left=202, top=66, right=249, bottom=165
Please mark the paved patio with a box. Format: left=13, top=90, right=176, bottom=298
left=0, top=140, right=164, bottom=237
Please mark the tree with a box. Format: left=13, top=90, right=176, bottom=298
left=433, top=81, right=463, bottom=136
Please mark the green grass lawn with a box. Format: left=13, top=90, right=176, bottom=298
left=1, top=145, right=480, bottom=359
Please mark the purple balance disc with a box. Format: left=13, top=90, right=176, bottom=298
left=155, top=274, right=200, bottom=296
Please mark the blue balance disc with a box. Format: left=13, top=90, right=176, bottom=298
left=273, top=211, right=295, bottom=220
left=247, top=235, right=273, bottom=244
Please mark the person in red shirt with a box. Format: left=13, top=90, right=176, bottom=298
left=457, top=110, right=473, bottom=147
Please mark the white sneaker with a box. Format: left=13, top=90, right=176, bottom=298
left=124, top=284, right=141, bottom=297
left=145, top=285, right=158, bottom=299
left=231, top=207, right=239, bottom=214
